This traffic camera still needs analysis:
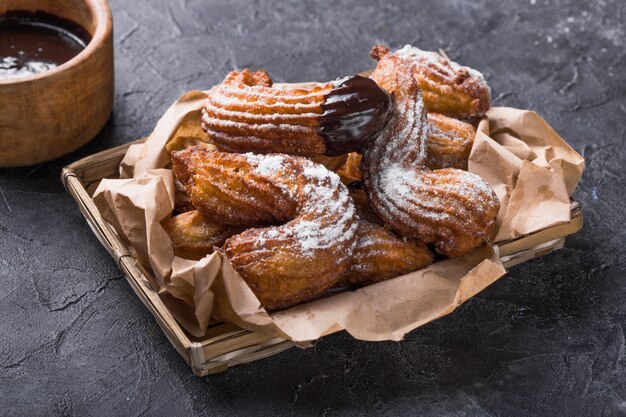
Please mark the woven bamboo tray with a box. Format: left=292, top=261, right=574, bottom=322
left=62, top=139, right=583, bottom=376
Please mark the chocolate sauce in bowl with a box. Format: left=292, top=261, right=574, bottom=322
left=0, top=11, right=91, bottom=80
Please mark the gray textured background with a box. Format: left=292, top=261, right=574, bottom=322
left=1, top=0, right=625, bottom=416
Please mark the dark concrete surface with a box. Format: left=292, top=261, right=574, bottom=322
left=1, top=0, right=625, bottom=415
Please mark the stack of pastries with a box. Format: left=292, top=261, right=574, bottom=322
left=165, top=44, right=500, bottom=310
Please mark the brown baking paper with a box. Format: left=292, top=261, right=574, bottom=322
left=93, top=90, right=584, bottom=341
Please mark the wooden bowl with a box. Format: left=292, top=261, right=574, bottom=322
left=0, top=0, right=113, bottom=167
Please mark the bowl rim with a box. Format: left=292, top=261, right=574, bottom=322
left=0, top=0, right=112, bottom=86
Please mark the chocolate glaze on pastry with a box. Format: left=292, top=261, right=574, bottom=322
left=202, top=70, right=391, bottom=157
left=319, top=75, right=392, bottom=156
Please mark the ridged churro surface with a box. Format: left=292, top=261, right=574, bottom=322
left=171, top=146, right=358, bottom=310
left=363, top=52, right=500, bottom=257
left=202, top=70, right=391, bottom=157
left=426, top=112, right=476, bottom=170
left=370, top=45, right=490, bottom=119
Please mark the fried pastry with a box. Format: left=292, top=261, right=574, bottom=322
left=311, top=154, right=349, bottom=173
left=370, top=44, right=490, bottom=119
left=163, top=210, right=243, bottom=260
left=168, top=139, right=214, bottom=213
left=172, top=146, right=358, bottom=310
left=363, top=52, right=500, bottom=257
left=172, top=146, right=296, bottom=226
left=348, top=187, right=380, bottom=224
left=342, top=219, right=433, bottom=286
left=426, top=113, right=476, bottom=170
left=165, top=135, right=212, bottom=154
left=312, top=152, right=362, bottom=186
left=202, top=69, right=392, bottom=156
left=336, top=152, right=363, bottom=185
left=173, top=175, right=194, bottom=213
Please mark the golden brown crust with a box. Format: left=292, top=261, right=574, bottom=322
left=370, top=45, right=491, bottom=119
left=348, top=187, right=380, bottom=224
left=168, top=138, right=215, bottom=214
left=336, top=152, right=363, bottom=185
left=163, top=210, right=243, bottom=260
left=202, top=70, right=391, bottom=157
left=172, top=146, right=358, bottom=310
left=203, top=70, right=329, bottom=156
left=341, top=220, right=433, bottom=286
left=165, top=136, right=213, bottom=154
left=426, top=113, right=476, bottom=170
left=369, top=44, right=391, bottom=62
left=343, top=188, right=433, bottom=286
left=173, top=176, right=194, bottom=213
left=312, top=152, right=362, bottom=186
left=171, top=147, right=295, bottom=226
left=311, top=154, right=349, bottom=174
left=363, top=52, right=500, bottom=257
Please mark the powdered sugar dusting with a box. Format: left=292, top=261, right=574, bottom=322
left=302, top=164, right=338, bottom=182
left=204, top=116, right=315, bottom=134
left=364, top=57, right=499, bottom=252
left=427, top=114, right=473, bottom=143
left=294, top=160, right=356, bottom=254
left=452, top=170, right=496, bottom=205
left=244, top=153, right=286, bottom=175
left=240, top=155, right=357, bottom=258
left=209, top=91, right=323, bottom=110
left=380, top=164, right=414, bottom=199
left=377, top=164, right=494, bottom=224
left=394, top=44, right=489, bottom=91
left=371, top=76, right=427, bottom=169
